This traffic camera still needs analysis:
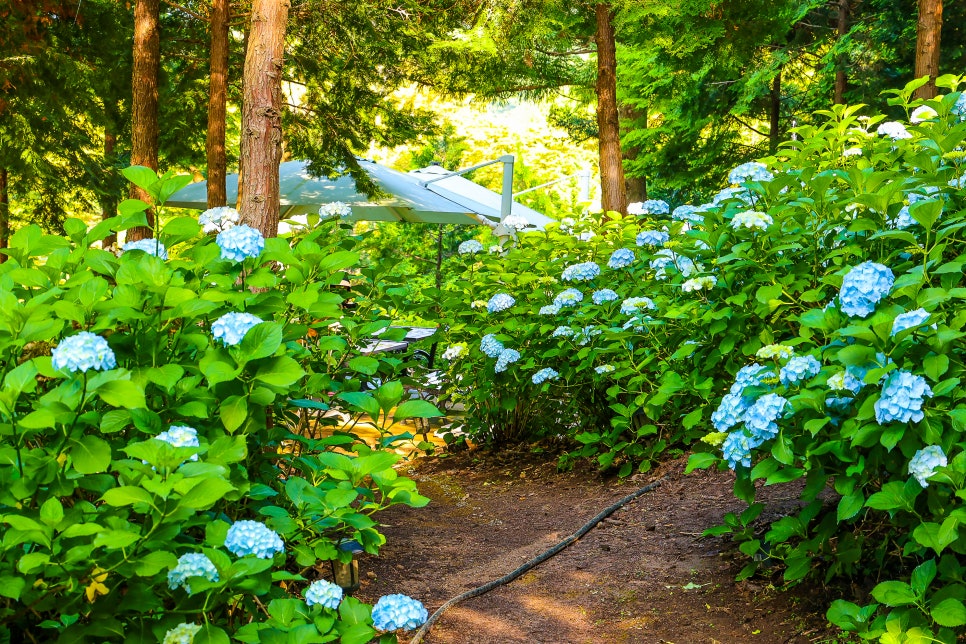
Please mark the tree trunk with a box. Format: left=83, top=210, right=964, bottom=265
left=769, top=67, right=782, bottom=153
left=594, top=3, right=626, bottom=216
left=238, top=0, right=289, bottom=238
left=0, top=167, right=8, bottom=263
left=914, top=0, right=942, bottom=99
left=620, top=104, right=646, bottom=203
left=834, top=0, right=849, bottom=104
left=101, top=128, right=119, bottom=249
left=129, top=0, right=161, bottom=241
left=207, top=0, right=230, bottom=208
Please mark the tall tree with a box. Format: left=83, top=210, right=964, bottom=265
left=207, top=0, right=230, bottom=208
left=594, top=3, right=626, bottom=214
left=914, top=0, right=942, bottom=99
left=129, top=0, right=161, bottom=241
left=834, top=0, right=850, bottom=104
left=238, top=0, right=289, bottom=237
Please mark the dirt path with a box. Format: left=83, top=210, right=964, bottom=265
left=355, top=450, right=844, bottom=644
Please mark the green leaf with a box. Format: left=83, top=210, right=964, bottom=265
left=348, top=356, right=379, bottom=376
left=836, top=490, right=865, bottom=522
left=866, top=480, right=919, bottom=512
left=121, top=166, right=160, bottom=195
left=97, top=380, right=146, bottom=410
left=178, top=478, right=235, bottom=510
left=685, top=452, right=718, bottom=473
left=102, top=486, right=154, bottom=507
left=220, top=396, right=248, bottom=433
left=238, top=322, right=283, bottom=361
left=338, top=392, right=381, bottom=419
left=317, top=250, right=360, bottom=273
left=373, top=381, right=405, bottom=413
left=3, top=361, right=38, bottom=396
left=910, top=559, right=936, bottom=596
left=39, top=498, right=64, bottom=527
left=70, top=436, right=112, bottom=474
left=134, top=551, right=178, bottom=577
left=913, top=518, right=959, bottom=556
left=871, top=581, right=917, bottom=607
left=393, top=399, right=443, bottom=421
left=0, top=577, right=25, bottom=599
left=254, top=356, right=305, bottom=387
left=194, top=625, right=231, bottom=644
left=931, top=597, right=966, bottom=628
left=116, top=198, right=151, bottom=217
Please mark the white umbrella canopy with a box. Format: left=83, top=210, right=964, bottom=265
left=166, top=159, right=553, bottom=230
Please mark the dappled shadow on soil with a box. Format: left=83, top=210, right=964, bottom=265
left=355, top=450, right=847, bottom=644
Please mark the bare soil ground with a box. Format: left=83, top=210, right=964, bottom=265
left=355, top=448, right=849, bottom=644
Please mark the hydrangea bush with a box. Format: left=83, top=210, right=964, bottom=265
left=0, top=167, right=436, bottom=642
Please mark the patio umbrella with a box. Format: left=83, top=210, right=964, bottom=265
left=165, top=158, right=552, bottom=230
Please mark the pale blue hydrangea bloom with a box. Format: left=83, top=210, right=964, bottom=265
left=551, top=326, right=574, bottom=338
left=875, top=371, right=933, bottom=425
left=595, top=365, right=615, bottom=374
left=319, top=202, right=352, bottom=219
left=731, top=210, right=772, bottom=230
left=620, top=297, right=655, bottom=315
left=908, top=445, right=947, bottom=487
left=627, top=199, right=670, bottom=215
left=532, top=368, right=560, bottom=385
left=876, top=121, right=911, bottom=140
left=711, top=393, right=752, bottom=432
left=730, top=364, right=773, bottom=394
left=839, top=262, right=894, bottom=318
left=487, top=293, right=515, bottom=313
left=442, top=344, right=466, bottom=361
left=828, top=370, right=864, bottom=395
left=305, top=579, right=343, bottom=609
left=577, top=230, right=596, bottom=242
left=163, top=623, right=202, bottom=644
left=636, top=230, right=669, bottom=247
left=826, top=396, right=854, bottom=416
left=494, top=348, right=520, bottom=373
left=458, top=239, right=483, bottom=255
left=199, top=206, right=240, bottom=233
left=650, top=250, right=696, bottom=278
left=167, top=553, right=219, bottom=594
left=480, top=334, right=504, bottom=358
left=712, top=186, right=753, bottom=206
left=539, top=304, right=561, bottom=315
left=779, top=355, right=822, bottom=386
left=553, top=288, right=584, bottom=307
left=561, top=261, right=600, bottom=282
left=216, top=224, right=264, bottom=262
left=592, top=289, right=619, bottom=304
left=953, top=94, right=966, bottom=120
left=722, top=431, right=756, bottom=469
left=743, top=393, right=788, bottom=442
left=682, top=276, right=717, bottom=292
left=371, top=594, right=428, bottom=631
left=156, top=425, right=200, bottom=462
left=575, top=325, right=601, bottom=346
left=211, top=312, right=263, bottom=346
left=672, top=205, right=704, bottom=224
left=51, top=332, right=117, bottom=373
left=893, top=205, right=916, bottom=229
left=728, top=162, right=773, bottom=184
left=891, top=308, right=933, bottom=336
left=224, top=520, right=284, bottom=559
left=502, top=214, right=530, bottom=231
left=607, top=248, right=635, bottom=269
left=123, top=238, right=168, bottom=259
left=842, top=147, right=863, bottom=158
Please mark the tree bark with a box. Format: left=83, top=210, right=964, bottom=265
left=594, top=3, right=626, bottom=216
left=834, top=0, right=849, bottom=104
left=769, top=67, right=782, bottom=153
left=238, top=0, right=289, bottom=238
left=914, top=0, right=942, bottom=100
left=207, top=0, right=230, bottom=208
left=101, top=128, right=119, bottom=249
left=0, top=167, right=8, bottom=263
left=620, top=104, right=646, bottom=203
left=129, top=0, right=161, bottom=241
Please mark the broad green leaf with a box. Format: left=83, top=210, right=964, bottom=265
left=871, top=581, right=917, bottom=607
left=393, top=399, right=443, bottom=421
left=220, top=396, right=248, bottom=433
left=97, top=380, right=146, bottom=410
left=254, top=356, right=305, bottom=387
left=178, top=478, right=235, bottom=510
left=102, top=486, right=154, bottom=507
left=237, top=322, right=283, bottom=362
left=931, top=597, right=966, bottom=628
left=70, top=436, right=112, bottom=474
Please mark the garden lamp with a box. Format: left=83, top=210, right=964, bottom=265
left=331, top=539, right=364, bottom=594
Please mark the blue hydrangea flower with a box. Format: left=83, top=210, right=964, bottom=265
left=743, top=393, right=788, bottom=442
left=494, top=348, right=520, bottom=373
left=319, top=202, right=352, bottom=219
left=561, top=262, right=600, bottom=282
left=650, top=250, right=696, bottom=278
left=730, top=364, right=774, bottom=395
left=874, top=371, right=933, bottom=425
left=891, top=308, right=933, bottom=336
left=592, top=289, right=619, bottom=304
left=779, top=355, right=821, bottom=386
left=199, top=206, right=240, bottom=233
left=441, top=344, right=466, bottom=361
left=551, top=326, right=574, bottom=338
left=607, top=248, right=635, bottom=269
left=728, top=162, right=773, bottom=184
left=892, top=205, right=916, bottom=229
left=539, top=304, right=561, bottom=315
left=304, top=579, right=343, bottom=609
left=908, top=445, right=947, bottom=487
left=672, top=205, right=704, bottom=224
left=828, top=369, right=864, bottom=395
left=487, top=293, right=515, bottom=313
left=627, top=199, right=670, bottom=215
left=480, top=334, right=504, bottom=358
left=953, top=94, right=966, bottom=120
left=211, top=312, right=263, bottom=346
left=620, top=297, right=655, bottom=315
left=532, top=368, right=560, bottom=385
left=682, top=276, right=717, bottom=292
left=636, top=230, right=669, bottom=247
left=876, top=121, right=911, bottom=140
left=156, top=425, right=200, bottom=461
left=553, top=288, right=584, bottom=307
left=722, top=431, right=757, bottom=470
left=51, top=332, right=117, bottom=373
left=167, top=553, right=219, bottom=594
left=711, top=392, right=752, bottom=432
left=826, top=396, right=854, bottom=416
left=163, top=623, right=202, bottom=644
left=575, top=325, right=601, bottom=346
left=224, top=520, right=284, bottom=559
left=712, top=186, right=753, bottom=206
left=123, top=238, right=168, bottom=259
left=731, top=211, right=772, bottom=230
left=839, top=262, right=894, bottom=318
left=458, top=239, right=483, bottom=255
left=216, top=224, right=264, bottom=262
left=371, top=594, right=428, bottom=632
left=595, top=365, right=615, bottom=374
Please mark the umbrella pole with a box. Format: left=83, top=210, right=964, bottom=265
left=428, top=224, right=444, bottom=369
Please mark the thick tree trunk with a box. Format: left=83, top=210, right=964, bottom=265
left=834, top=0, right=849, bottom=104
left=207, top=0, right=230, bottom=208
left=769, top=67, right=782, bottom=153
left=129, top=0, right=160, bottom=242
left=594, top=3, right=626, bottom=216
left=914, top=0, right=942, bottom=99
left=101, top=128, right=119, bottom=249
left=0, top=167, right=8, bottom=263
left=620, top=104, right=646, bottom=203
left=238, top=0, right=289, bottom=238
